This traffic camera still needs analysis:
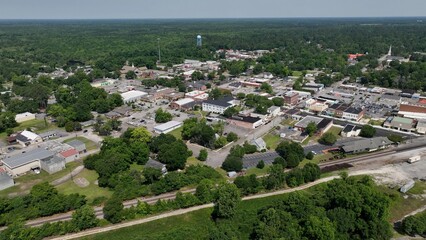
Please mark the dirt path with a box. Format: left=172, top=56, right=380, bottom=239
left=48, top=176, right=340, bottom=240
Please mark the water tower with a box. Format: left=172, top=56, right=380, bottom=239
left=197, top=35, right=202, bottom=47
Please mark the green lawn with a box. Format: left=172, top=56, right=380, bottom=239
left=292, top=71, right=303, bottom=77
left=245, top=165, right=270, bottom=176
left=64, top=136, right=98, bottom=151
left=369, top=119, right=385, bottom=126
left=407, top=181, right=426, bottom=195
left=129, top=163, right=144, bottom=171
left=168, top=127, right=182, bottom=140
left=0, top=119, right=60, bottom=143
left=263, top=133, right=281, bottom=150
left=187, top=156, right=203, bottom=166
left=56, top=169, right=113, bottom=202
left=0, top=161, right=81, bottom=198
left=281, top=118, right=296, bottom=126
left=326, top=126, right=342, bottom=137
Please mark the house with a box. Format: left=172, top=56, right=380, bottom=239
left=227, top=115, right=263, bottom=129
left=2, top=148, right=55, bottom=176
left=251, top=138, right=267, bottom=151
left=341, top=124, right=361, bottom=137
left=267, top=106, right=281, bottom=117
left=66, top=140, right=87, bottom=153
left=202, top=96, right=235, bottom=114
left=145, top=158, right=167, bottom=174
left=416, top=121, right=426, bottom=134
left=383, top=117, right=414, bottom=132
left=242, top=151, right=280, bottom=169
left=120, top=90, right=148, bottom=104
left=284, top=92, right=299, bottom=106
left=15, top=112, right=36, bottom=123
left=341, top=137, right=393, bottom=154
left=154, top=121, right=183, bottom=134
left=16, top=130, right=42, bottom=147
left=40, top=156, right=66, bottom=174
left=399, top=104, right=426, bottom=119
left=0, top=171, right=14, bottom=190
left=59, top=148, right=80, bottom=163
left=342, top=107, right=364, bottom=122
left=170, top=98, right=196, bottom=111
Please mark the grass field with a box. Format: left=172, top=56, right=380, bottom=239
left=326, top=126, right=343, bottom=137
left=168, top=127, right=182, bottom=140
left=281, top=118, right=296, bottom=126
left=245, top=165, right=270, bottom=176
left=263, top=133, right=281, bottom=150
left=64, top=136, right=98, bottom=151
left=0, top=161, right=81, bottom=198
left=369, top=119, right=385, bottom=126
left=56, top=169, right=113, bottom=202
left=0, top=119, right=60, bottom=142
left=186, top=156, right=203, bottom=166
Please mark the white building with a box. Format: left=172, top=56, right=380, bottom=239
left=16, top=130, right=42, bottom=147
left=120, top=90, right=147, bottom=104
left=154, top=121, right=183, bottom=134
left=202, top=96, right=235, bottom=114
left=15, top=112, right=36, bottom=123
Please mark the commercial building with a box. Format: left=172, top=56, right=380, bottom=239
left=399, top=104, right=426, bottom=120
left=170, top=98, right=196, bottom=110
left=202, top=96, right=235, bottom=114
left=267, top=106, right=281, bottom=117
left=416, top=121, right=426, bottom=134
left=2, top=148, right=55, bottom=176
left=342, top=107, right=364, bottom=122
left=66, top=140, right=87, bottom=154
left=341, top=124, right=361, bottom=137
left=154, top=121, right=183, bottom=134
left=294, top=116, right=333, bottom=136
left=59, top=148, right=80, bottom=163
left=227, top=115, right=263, bottom=129
left=120, top=90, right=148, bottom=104
left=341, top=137, right=393, bottom=154
left=383, top=117, right=414, bottom=132
left=284, top=92, right=299, bottom=105
left=40, top=156, right=66, bottom=174
left=15, top=112, right=36, bottom=123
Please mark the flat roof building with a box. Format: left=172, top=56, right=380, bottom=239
left=154, top=121, right=183, bottom=134
left=121, top=90, right=147, bottom=104
left=2, top=148, right=55, bottom=176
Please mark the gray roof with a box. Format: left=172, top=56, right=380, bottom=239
left=342, top=137, right=393, bottom=153
left=2, top=148, right=54, bottom=169
left=203, top=96, right=234, bottom=108
left=0, top=172, right=13, bottom=184
left=242, top=151, right=279, bottom=169
left=66, top=140, right=86, bottom=151
left=295, top=116, right=323, bottom=129
left=39, top=130, right=58, bottom=138
left=145, top=158, right=165, bottom=170
left=252, top=138, right=267, bottom=150
left=41, top=155, right=65, bottom=166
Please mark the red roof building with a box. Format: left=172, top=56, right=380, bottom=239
left=59, top=148, right=79, bottom=158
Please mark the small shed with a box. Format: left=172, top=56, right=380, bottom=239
left=400, top=180, right=415, bottom=193
left=40, top=156, right=66, bottom=174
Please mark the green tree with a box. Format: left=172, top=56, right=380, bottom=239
left=64, top=122, right=75, bottom=132
left=222, top=155, right=243, bottom=172
left=155, top=108, right=173, bottom=123
left=103, top=197, right=124, bottom=224
left=214, top=136, right=228, bottom=149
left=125, top=71, right=137, bottom=79
left=198, top=149, right=208, bottom=161
left=130, top=127, right=152, bottom=143
left=212, top=183, right=241, bottom=219
left=157, top=140, right=191, bottom=171
left=306, top=122, right=317, bottom=137
left=260, top=82, right=273, bottom=94
left=257, top=160, right=265, bottom=169
left=319, top=132, right=337, bottom=145
left=149, top=133, right=176, bottom=153
left=143, top=167, right=162, bottom=184
left=306, top=151, right=315, bottom=160
left=226, top=132, right=238, bottom=142
left=360, top=125, right=376, bottom=138
left=272, top=97, right=284, bottom=106
left=273, top=156, right=287, bottom=168
left=195, top=179, right=214, bottom=203
left=223, top=106, right=239, bottom=118
left=71, top=205, right=99, bottom=231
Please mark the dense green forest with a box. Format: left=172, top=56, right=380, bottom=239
left=0, top=18, right=425, bottom=79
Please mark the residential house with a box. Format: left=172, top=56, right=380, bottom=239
left=267, top=106, right=281, bottom=118
left=202, top=96, right=235, bottom=114
left=341, top=137, right=393, bottom=154
left=145, top=158, right=167, bottom=174
left=16, top=130, right=42, bottom=147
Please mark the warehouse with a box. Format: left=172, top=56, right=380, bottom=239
left=15, top=112, right=36, bottom=123
left=154, top=121, right=183, bottom=134
left=2, top=148, right=55, bottom=176
left=120, top=90, right=148, bottom=104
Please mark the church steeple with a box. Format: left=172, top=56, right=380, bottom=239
left=387, top=45, right=392, bottom=56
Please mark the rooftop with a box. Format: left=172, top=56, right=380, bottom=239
left=154, top=121, right=183, bottom=131
left=295, top=116, right=323, bottom=129
left=229, top=115, right=262, bottom=124
left=2, top=148, right=54, bottom=169
left=203, top=96, right=234, bottom=108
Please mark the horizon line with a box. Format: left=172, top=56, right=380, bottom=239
left=0, top=16, right=425, bottom=21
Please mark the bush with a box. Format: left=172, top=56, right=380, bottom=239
left=388, top=134, right=403, bottom=143
left=257, top=160, right=265, bottom=169
left=319, top=132, right=337, bottom=145
left=360, top=125, right=376, bottom=138
left=306, top=151, right=314, bottom=160
left=198, top=149, right=208, bottom=161
left=226, top=132, right=238, bottom=142
left=222, top=155, right=243, bottom=172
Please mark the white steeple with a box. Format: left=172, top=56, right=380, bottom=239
left=387, top=45, right=392, bottom=56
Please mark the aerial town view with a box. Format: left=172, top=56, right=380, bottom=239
left=0, top=1, right=425, bottom=240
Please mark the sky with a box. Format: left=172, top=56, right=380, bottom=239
left=0, top=0, right=425, bottom=19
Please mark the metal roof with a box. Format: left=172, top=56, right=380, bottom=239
left=154, top=121, right=183, bottom=132
left=2, top=148, right=54, bottom=169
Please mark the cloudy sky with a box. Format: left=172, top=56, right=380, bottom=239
left=0, top=0, right=425, bottom=19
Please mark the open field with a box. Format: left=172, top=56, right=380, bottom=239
left=64, top=136, right=98, bottom=151
left=245, top=165, right=270, bottom=176
left=326, top=126, right=343, bottom=137
left=56, top=168, right=113, bottom=202
left=263, top=133, right=281, bottom=150
left=168, top=127, right=182, bottom=140
left=0, top=161, right=81, bottom=198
